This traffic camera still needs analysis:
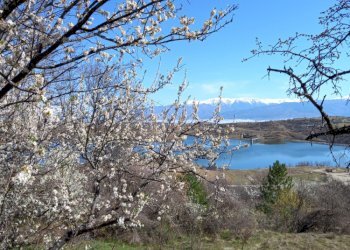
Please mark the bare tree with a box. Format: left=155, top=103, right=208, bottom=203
left=248, top=0, right=350, bottom=147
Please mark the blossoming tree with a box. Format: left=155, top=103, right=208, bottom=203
left=0, top=1, right=236, bottom=249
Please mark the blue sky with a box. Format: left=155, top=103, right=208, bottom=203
left=142, top=0, right=337, bottom=105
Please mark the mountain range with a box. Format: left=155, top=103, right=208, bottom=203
left=155, top=98, right=350, bottom=121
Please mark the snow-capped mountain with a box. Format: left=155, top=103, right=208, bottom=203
left=155, top=98, right=350, bottom=121
left=196, top=97, right=300, bottom=105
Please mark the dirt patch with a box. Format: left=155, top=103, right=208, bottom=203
left=312, top=168, right=350, bottom=185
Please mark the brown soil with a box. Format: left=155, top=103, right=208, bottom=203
left=219, top=117, right=350, bottom=144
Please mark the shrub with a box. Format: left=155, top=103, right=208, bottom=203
left=270, top=189, right=302, bottom=231
left=183, top=173, right=208, bottom=207
left=296, top=180, right=350, bottom=233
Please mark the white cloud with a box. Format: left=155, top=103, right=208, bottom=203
left=195, top=80, right=251, bottom=94
left=200, top=83, right=220, bottom=94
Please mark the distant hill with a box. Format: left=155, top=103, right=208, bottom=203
left=155, top=98, right=350, bottom=121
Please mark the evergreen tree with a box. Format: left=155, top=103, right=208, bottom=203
left=259, top=161, right=293, bottom=213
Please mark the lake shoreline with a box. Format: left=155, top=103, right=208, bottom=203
left=219, top=117, right=350, bottom=146
left=235, top=137, right=350, bottom=147
left=192, top=137, right=349, bottom=170
left=198, top=165, right=350, bottom=185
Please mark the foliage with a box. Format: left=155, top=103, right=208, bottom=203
left=183, top=173, right=208, bottom=207
left=273, top=189, right=300, bottom=218
left=259, top=161, right=293, bottom=214
left=219, top=229, right=233, bottom=241
left=268, top=189, right=302, bottom=232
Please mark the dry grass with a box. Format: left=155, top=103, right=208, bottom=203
left=67, top=231, right=350, bottom=249
left=197, top=166, right=338, bottom=185
left=236, top=231, right=350, bottom=250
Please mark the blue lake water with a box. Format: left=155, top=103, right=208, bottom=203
left=197, top=139, right=349, bottom=169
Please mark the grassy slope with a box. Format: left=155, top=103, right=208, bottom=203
left=197, top=166, right=343, bottom=185
left=68, top=231, right=350, bottom=249
left=47, top=167, right=349, bottom=250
